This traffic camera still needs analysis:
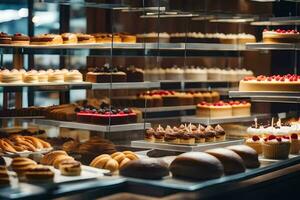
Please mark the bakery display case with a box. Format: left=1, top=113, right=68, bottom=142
left=1, top=0, right=300, bottom=199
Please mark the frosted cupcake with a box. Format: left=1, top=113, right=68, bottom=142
left=262, top=135, right=291, bottom=159
left=245, top=135, right=263, bottom=154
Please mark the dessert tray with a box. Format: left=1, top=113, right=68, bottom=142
left=2, top=147, right=53, bottom=158
left=131, top=138, right=244, bottom=152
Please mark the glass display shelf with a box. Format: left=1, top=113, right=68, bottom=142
left=138, top=105, right=196, bottom=113
left=37, top=0, right=128, bottom=9
left=180, top=113, right=271, bottom=125
left=91, top=82, right=160, bottom=90
left=229, top=91, right=300, bottom=103
left=246, top=43, right=298, bottom=50
left=33, top=119, right=151, bottom=132
left=251, top=16, right=300, bottom=26
left=131, top=138, right=244, bottom=152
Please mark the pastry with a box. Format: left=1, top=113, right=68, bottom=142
left=86, top=65, right=127, bottom=83
left=0, top=32, right=11, bottom=44
left=215, top=124, right=226, bottom=141
left=10, top=157, right=37, bottom=177
left=48, top=69, right=65, bottom=82
left=229, top=100, right=251, bottom=117
left=1, top=69, right=23, bottom=83
left=0, top=166, right=10, bottom=187
left=25, top=166, right=54, bottom=183
left=170, top=152, right=224, bottom=180
left=38, top=70, right=48, bottom=82
left=193, top=125, right=206, bottom=143
left=184, top=67, right=207, bottom=81
left=263, top=29, right=300, bottom=43
left=262, top=135, right=291, bottom=159
left=164, top=126, right=180, bottom=144
left=53, top=155, right=74, bottom=169
left=120, top=158, right=169, bottom=179
left=197, top=101, right=232, bottom=118
left=111, top=151, right=139, bottom=168
left=245, top=135, right=263, bottom=154
left=204, top=125, right=216, bottom=142
left=239, top=75, right=300, bottom=92
left=59, top=160, right=81, bottom=176
left=90, top=154, right=119, bottom=172
left=11, top=33, right=30, bottom=45
left=64, top=69, right=83, bottom=82
left=61, top=33, right=78, bottom=44
left=40, top=150, right=68, bottom=165
left=30, top=34, right=63, bottom=45
left=0, top=157, right=6, bottom=166
left=226, top=145, right=260, bottom=168
left=23, top=70, right=39, bottom=83
left=120, top=34, right=136, bottom=43
left=165, top=67, right=184, bottom=81
left=154, top=125, right=165, bottom=142
left=136, top=32, right=170, bottom=43
left=76, top=33, right=96, bottom=44
left=145, top=128, right=155, bottom=142
left=290, top=134, right=300, bottom=154
left=205, top=148, right=246, bottom=175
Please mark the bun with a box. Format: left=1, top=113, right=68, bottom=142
left=10, top=157, right=37, bottom=176
left=170, top=152, right=223, bottom=180
left=40, top=150, right=68, bottom=165
left=90, top=154, right=119, bottom=172
left=0, top=166, right=10, bottom=186
left=25, top=166, right=54, bottom=182
left=0, top=156, right=6, bottom=166
left=59, top=160, right=81, bottom=176
left=111, top=151, right=139, bottom=168
left=205, top=148, right=245, bottom=175
left=226, top=145, right=260, bottom=168
left=120, top=159, right=169, bottom=179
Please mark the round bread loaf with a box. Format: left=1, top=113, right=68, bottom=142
left=169, top=152, right=224, bottom=180
left=120, top=158, right=169, bottom=179
left=205, top=148, right=245, bottom=175
left=226, top=145, right=260, bottom=168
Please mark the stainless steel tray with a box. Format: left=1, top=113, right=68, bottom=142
left=131, top=138, right=244, bottom=152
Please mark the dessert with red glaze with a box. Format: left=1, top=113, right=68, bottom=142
left=76, top=107, right=137, bottom=125
left=262, top=135, right=291, bottom=159
left=239, top=74, right=300, bottom=91
left=197, top=101, right=232, bottom=118
left=245, top=135, right=263, bottom=154
left=229, top=100, right=251, bottom=117
left=263, top=29, right=300, bottom=43
left=11, top=33, right=30, bottom=45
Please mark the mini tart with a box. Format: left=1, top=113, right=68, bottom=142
left=245, top=136, right=262, bottom=154
left=30, top=34, right=63, bottom=45
left=262, top=135, right=291, bottom=159
left=61, top=33, right=78, bottom=44
left=0, top=166, right=10, bottom=187
left=59, top=160, right=81, bottom=176
left=64, top=70, right=83, bottom=82
left=76, top=33, right=96, bottom=44
left=11, top=33, right=30, bottom=45
left=25, top=166, right=54, bottom=183
left=0, top=32, right=11, bottom=44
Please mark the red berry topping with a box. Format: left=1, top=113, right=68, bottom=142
left=276, top=137, right=282, bottom=142
left=267, top=77, right=272, bottom=81
left=283, top=136, right=290, bottom=140
left=252, top=135, right=260, bottom=141
left=291, top=134, right=298, bottom=139
left=268, top=135, right=276, bottom=140
left=280, top=77, right=285, bottom=82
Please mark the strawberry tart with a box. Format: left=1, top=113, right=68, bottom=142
left=196, top=101, right=232, bottom=118
left=263, top=29, right=300, bottom=43
left=239, top=74, right=300, bottom=91
left=262, top=135, right=291, bottom=159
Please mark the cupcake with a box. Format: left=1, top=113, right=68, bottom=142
left=245, top=135, right=263, bottom=154
left=215, top=124, right=226, bottom=141
left=193, top=125, right=205, bottom=143
left=179, top=129, right=195, bottom=145
left=164, top=126, right=179, bottom=144
left=262, top=135, right=291, bottom=159
left=204, top=125, right=216, bottom=142
left=290, top=134, right=300, bottom=154
left=154, top=125, right=165, bottom=142
left=145, top=128, right=155, bottom=142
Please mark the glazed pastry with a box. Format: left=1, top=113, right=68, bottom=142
left=30, top=34, right=63, bottom=45
left=120, top=158, right=169, bottom=179
left=0, top=166, right=10, bottom=187
left=76, top=33, right=96, bottom=44
left=0, top=32, right=11, bottom=44
left=59, top=160, right=81, bottom=176
left=170, top=152, right=224, bottom=180
left=205, top=148, right=246, bottom=175
left=10, top=157, right=37, bottom=177
left=25, top=166, right=54, bottom=183
left=40, top=150, right=68, bottom=165
left=61, top=33, right=78, bottom=44
left=90, top=154, right=119, bottom=172
left=111, top=151, right=139, bottom=168
left=11, top=33, right=30, bottom=45
left=53, top=155, right=75, bottom=169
